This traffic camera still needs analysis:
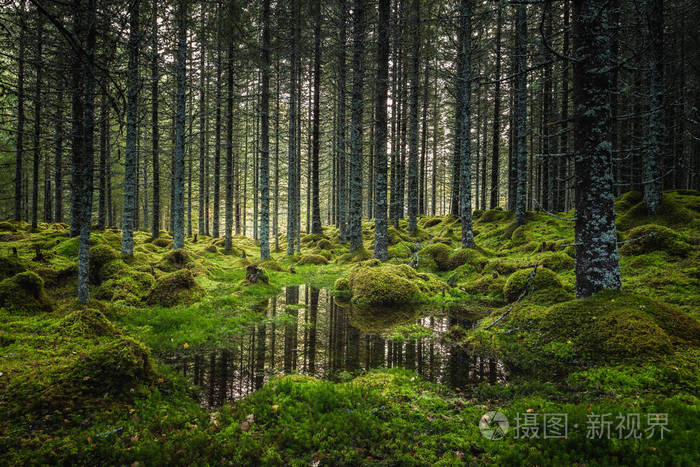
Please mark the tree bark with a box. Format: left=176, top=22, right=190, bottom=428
left=514, top=5, right=528, bottom=226
left=458, top=0, right=474, bottom=248
left=489, top=2, right=502, bottom=209
left=310, top=0, right=323, bottom=235
left=173, top=0, right=187, bottom=250
left=260, top=0, right=271, bottom=258
left=408, top=0, right=420, bottom=234
left=373, top=0, right=390, bottom=261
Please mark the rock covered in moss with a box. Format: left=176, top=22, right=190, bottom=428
left=418, top=243, right=452, bottom=271
left=502, top=267, right=563, bottom=303
left=147, top=269, right=204, bottom=307
left=53, top=308, right=118, bottom=337
left=156, top=249, right=200, bottom=273
left=297, top=254, right=329, bottom=265
left=97, top=259, right=128, bottom=283
left=316, top=238, right=334, bottom=250
left=95, top=269, right=155, bottom=305
left=337, top=245, right=372, bottom=264
left=537, top=251, right=576, bottom=272
left=67, top=337, right=155, bottom=395
left=0, top=255, right=26, bottom=281
left=617, top=192, right=695, bottom=231
left=619, top=224, right=692, bottom=256
left=89, top=244, right=119, bottom=283
left=448, top=248, right=487, bottom=271
left=151, top=236, right=173, bottom=248
left=0, top=271, right=53, bottom=314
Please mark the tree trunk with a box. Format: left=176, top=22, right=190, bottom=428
left=121, top=0, right=140, bottom=256
left=15, top=0, right=26, bottom=222
left=31, top=15, right=43, bottom=230
left=287, top=0, right=299, bottom=255
left=198, top=4, right=206, bottom=235
left=489, top=2, right=502, bottom=209
left=173, top=0, right=187, bottom=250
left=407, top=0, right=420, bottom=234
left=310, top=0, right=322, bottom=235
left=337, top=0, right=348, bottom=243
left=458, top=0, right=474, bottom=248
left=573, top=0, right=621, bottom=298
left=151, top=0, right=160, bottom=238
left=97, top=90, right=108, bottom=229
left=224, top=27, right=234, bottom=252
left=213, top=1, right=222, bottom=238
left=514, top=5, right=528, bottom=226
left=259, top=0, right=272, bottom=258
left=373, top=0, right=390, bottom=261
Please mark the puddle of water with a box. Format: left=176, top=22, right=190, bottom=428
left=160, top=286, right=505, bottom=407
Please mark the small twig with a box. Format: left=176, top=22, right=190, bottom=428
left=486, top=264, right=539, bottom=330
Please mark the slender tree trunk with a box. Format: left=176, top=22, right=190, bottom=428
left=213, top=1, right=222, bottom=238
left=151, top=0, right=160, bottom=238
left=121, top=0, right=140, bottom=256
left=224, top=28, right=234, bottom=252
left=337, top=0, right=348, bottom=243
left=173, top=0, right=187, bottom=250
left=514, top=5, right=528, bottom=226
left=573, top=0, right=621, bottom=298
left=260, top=0, right=272, bottom=258
left=349, top=0, right=367, bottom=252
left=54, top=83, right=64, bottom=223
left=98, top=90, right=108, bottom=229
left=198, top=5, right=206, bottom=235
left=15, top=0, right=26, bottom=222
left=558, top=0, right=569, bottom=212
left=31, top=15, right=43, bottom=230
left=458, top=0, right=474, bottom=248
left=374, top=0, right=390, bottom=261
left=407, top=0, right=420, bottom=234
left=450, top=10, right=464, bottom=218
left=274, top=60, right=280, bottom=250
left=310, top=0, right=322, bottom=234
left=287, top=0, right=298, bottom=255
left=489, top=2, right=502, bottom=209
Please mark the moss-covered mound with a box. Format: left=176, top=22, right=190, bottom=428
left=147, top=269, right=204, bottom=307
left=156, top=249, right=199, bottom=273
left=337, top=246, right=372, bottom=264
left=89, top=244, right=120, bottom=283
left=151, top=236, right=173, bottom=248
left=496, top=291, right=700, bottom=365
left=316, top=238, right=334, bottom=250
left=448, top=248, right=487, bottom=271
left=538, top=251, right=576, bottom=271
left=297, top=254, right=329, bottom=265
left=617, top=191, right=697, bottom=231
left=66, top=337, right=155, bottom=395
left=347, top=305, right=421, bottom=333
left=0, top=271, right=53, bottom=314
left=502, top=267, right=563, bottom=303
left=335, top=262, right=444, bottom=306
left=417, top=243, right=452, bottom=270
left=619, top=224, right=692, bottom=256
left=95, top=269, right=155, bottom=305
left=0, top=255, right=27, bottom=280
left=52, top=308, right=118, bottom=337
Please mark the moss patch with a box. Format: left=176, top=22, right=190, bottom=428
left=52, top=308, right=118, bottom=337
left=297, top=254, right=329, bottom=265
left=503, top=267, right=563, bottom=303
left=89, top=244, right=120, bottom=283
left=0, top=271, right=53, bottom=314
left=147, top=269, right=204, bottom=307
left=619, top=224, right=692, bottom=256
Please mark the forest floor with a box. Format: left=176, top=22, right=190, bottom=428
left=1, top=189, right=698, bottom=465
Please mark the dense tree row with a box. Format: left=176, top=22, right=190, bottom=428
left=0, top=0, right=698, bottom=300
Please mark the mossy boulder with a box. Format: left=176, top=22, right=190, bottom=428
left=0, top=255, right=27, bottom=280
left=97, top=259, right=128, bottom=283
left=337, top=246, right=372, bottom=264
left=0, top=221, right=17, bottom=231
left=483, top=258, right=521, bottom=275
left=617, top=193, right=695, bottom=231
left=538, top=251, right=576, bottom=272
left=95, top=270, right=155, bottom=305
left=503, top=267, right=563, bottom=303
left=347, top=305, right=421, bottom=334
left=418, top=243, right=452, bottom=271
left=156, top=249, right=199, bottom=273
left=52, top=308, right=118, bottom=337
left=147, top=269, right=204, bottom=307
left=619, top=224, right=692, bottom=256
left=297, top=254, right=329, bottom=265
left=151, top=236, right=173, bottom=248
left=336, top=264, right=422, bottom=306
left=448, top=248, right=487, bottom=271
left=89, top=244, right=119, bottom=283
left=316, top=239, right=334, bottom=250
left=0, top=271, right=53, bottom=314
left=66, top=337, right=155, bottom=395
left=462, top=274, right=506, bottom=300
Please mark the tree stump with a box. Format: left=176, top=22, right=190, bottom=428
left=246, top=264, right=268, bottom=284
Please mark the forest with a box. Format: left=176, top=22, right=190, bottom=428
left=0, top=0, right=699, bottom=464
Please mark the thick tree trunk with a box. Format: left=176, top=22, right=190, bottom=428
left=373, top=0, right=390, bottom=261
left=407, top=0, right=420, bottom=234
left=121, top=0, right=140, bottom=256
left=173, top=0, right=187, bottom=250
left=287, top=0, right=299, bottom=255
left=489, top=2, right=502, bottom=209
left=310, top=0, right=322, bottom=235
left=348, top=0, right=367, bottom=252
left=573, top=0, right=621, bottom=298
left=337, top=0, right=348, bottom=243
left=260, top=0, right=272, bottom=258
left=514, top=5, right=528, bottom=226
left=458, top=0, right=474, bottom=248
left=31, top=16, right=43, bottom=230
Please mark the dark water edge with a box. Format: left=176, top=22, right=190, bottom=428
left=159, top=286, right=505, bottom=407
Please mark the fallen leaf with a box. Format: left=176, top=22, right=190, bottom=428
left=272, top=404, right=279, bottom=411
left=240, top=421, right=250, bottom=432
left=183, top=343, right=189, bottom=349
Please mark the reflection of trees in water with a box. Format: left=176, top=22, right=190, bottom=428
left=167, top=286, right=505, bottom=407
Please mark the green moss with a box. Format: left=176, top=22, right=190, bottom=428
left=89, top=244, right=120, bottom=283
left=297, top=254, right=329, bottom=265
left=476, top=207, right=510, bottom=223
left=52, top=308, right=118, bottom=337
left=156, top=249, right=200, bottom=273
left=462, top=274, right=506, bottom=300
left=65, top=337, right=155, bottom=395
left=147, top=269, right=204, bottom=307
left=617, top=192, right=695, bottom=231
left=448, top=248, right=487, bottom=271
left=417, top=243, right=452, bottom=271
left=615, top=190, right=643, bottom=213
left=0, top=255, right=26, bottom=280
left=95, top=270, right=155, bottom=305
left=483, top=258, right=521, bottom=275
left=537, top=251, right=575, bottom=271
left=97, top=259, right=128, bottom=283
left=204, top=245, right=218, bottom=253
left=337, top=245, right=371, bottom=264
left=316, top=239, right=333, bottom=250
left=152, top=237, right=173, bottom=248
left=619, top=224, right=692, bottom=256
left=503, top=267, right=562, bottom=303
left=347, top=306, right=420, bottom=333
left=0, top=221, right=17, bottom=231
left=318, top=249, right=333, bottom=260
left=0, top=271, right=53, bottom=314
left=343, top=264, right=422, bottom=306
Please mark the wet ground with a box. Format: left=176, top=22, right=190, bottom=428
left=160, top=286, right=505, bottom=407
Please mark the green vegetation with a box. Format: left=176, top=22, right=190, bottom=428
left=1, top=190, right=699, bottom=464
